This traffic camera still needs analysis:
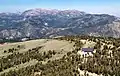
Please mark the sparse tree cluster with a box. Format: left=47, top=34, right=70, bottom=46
left=0, top=46, right=56, bottom=74
left=1, top=35, right=120, bottom=76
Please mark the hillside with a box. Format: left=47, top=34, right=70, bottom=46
left=0, top=39, right=75, bottom=76
left=0, top=8, right=120, bottom=40
left=0, top=36, right=120, bottom=76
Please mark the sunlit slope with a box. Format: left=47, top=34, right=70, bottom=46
left=1, top=36, right=120, bottom=76
left=0, top=39, right=48, bottom=58
left=0, top=39, right=75, bottom=75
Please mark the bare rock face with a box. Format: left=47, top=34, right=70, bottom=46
left=0, top=8, right=120, bottom=40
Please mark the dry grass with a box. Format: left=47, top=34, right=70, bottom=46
left=40, top=39, right=75, bottom=63
left=0, top=39, right=48, bottom=58
left=0, top=39, right=75, bottom=74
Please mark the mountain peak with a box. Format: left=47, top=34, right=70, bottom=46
left=22, top=8, right=85, bottom=16
left=0, top=8, right=120, bottom=39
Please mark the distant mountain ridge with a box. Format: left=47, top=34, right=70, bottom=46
left=0, top=8, right=120, bottom=40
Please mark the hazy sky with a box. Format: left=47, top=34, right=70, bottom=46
left=0, top=0, right=120, bottom=16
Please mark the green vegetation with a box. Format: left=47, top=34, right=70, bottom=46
left=0, top=39, right=21, bottom=44
left=1, top=36, right=120, bottom=76
left=56, top=35, right=120, bottom=76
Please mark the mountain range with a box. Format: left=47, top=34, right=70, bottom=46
left=0, top=8, right=120, bottom=40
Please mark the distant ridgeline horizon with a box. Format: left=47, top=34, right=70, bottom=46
left=0, top=8, right=120, bottom=39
